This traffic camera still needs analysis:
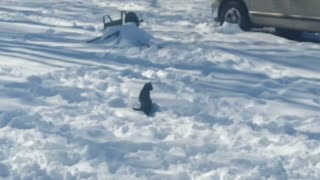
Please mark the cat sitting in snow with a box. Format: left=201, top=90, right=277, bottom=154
left=133, top=82, right=154, bottom=116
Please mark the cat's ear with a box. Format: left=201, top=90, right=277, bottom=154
left=147, top=82, right=153, bottom=90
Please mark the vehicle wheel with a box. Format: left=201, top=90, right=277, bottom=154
left=125, top=12, right=140, bottom=27
left=275, top=28, right=303, bottom=40
left=219, top=1, right=251, bottom=31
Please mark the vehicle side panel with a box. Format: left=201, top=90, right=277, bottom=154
left=290, top=0, right=320, bottom=32
left=248, top=0, right=295, bottom=29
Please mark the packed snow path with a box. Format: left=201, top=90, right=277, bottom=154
left=0, top=0, right=320, bottom=179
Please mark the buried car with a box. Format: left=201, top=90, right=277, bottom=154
left=211, top=0, right=320, bottom=38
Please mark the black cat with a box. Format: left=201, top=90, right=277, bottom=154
left=133, top=82, right=153, bottom=116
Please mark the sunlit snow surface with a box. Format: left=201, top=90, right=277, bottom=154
left=0, top=0, right=320, bottom=179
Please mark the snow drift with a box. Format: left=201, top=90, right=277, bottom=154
left=0, top=0, right=320, bottom=179
left=95, top=23, right=153, bottom=47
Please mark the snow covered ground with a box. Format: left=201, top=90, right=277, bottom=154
left=0, top=0, right=320, bottom=179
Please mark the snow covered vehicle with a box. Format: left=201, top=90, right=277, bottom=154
left=211, top=0, right=320, bottom=38
left=88, top=11, right=145, bottom=43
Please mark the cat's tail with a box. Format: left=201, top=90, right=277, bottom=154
left=132, top=107, right=141, bottom=111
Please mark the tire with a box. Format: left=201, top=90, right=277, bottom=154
left=125, top=12, right=140, bottom=27
left=275, top=28, right=303, bottom=40
left=219, top=1, right=251, bottom=31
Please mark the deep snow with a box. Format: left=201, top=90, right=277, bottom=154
left=0, top=0, right=320, bottom=179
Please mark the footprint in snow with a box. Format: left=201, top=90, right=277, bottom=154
left=108, top=97, right=126, bottom=108
left=0, top=110, right=38, bottom=129
left=312, top=98, right=320, bottom=105
left=0, top=163, right=9, bottom=177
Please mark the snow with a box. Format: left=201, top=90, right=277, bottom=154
left=95, top=23, right=153, bottom=47
left=0, top=0, right=320, bottom=179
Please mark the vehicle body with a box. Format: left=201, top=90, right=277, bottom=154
left=211, top=0, right=320, bottom=34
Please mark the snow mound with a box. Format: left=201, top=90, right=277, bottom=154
left=99, top=23, right=153, bottom=46
left=216, top=22, right=243, bottom=34
left=1, top=0, right=320, bottom=179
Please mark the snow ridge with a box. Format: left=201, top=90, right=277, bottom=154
left=0, top=0, right=320, bottom=179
